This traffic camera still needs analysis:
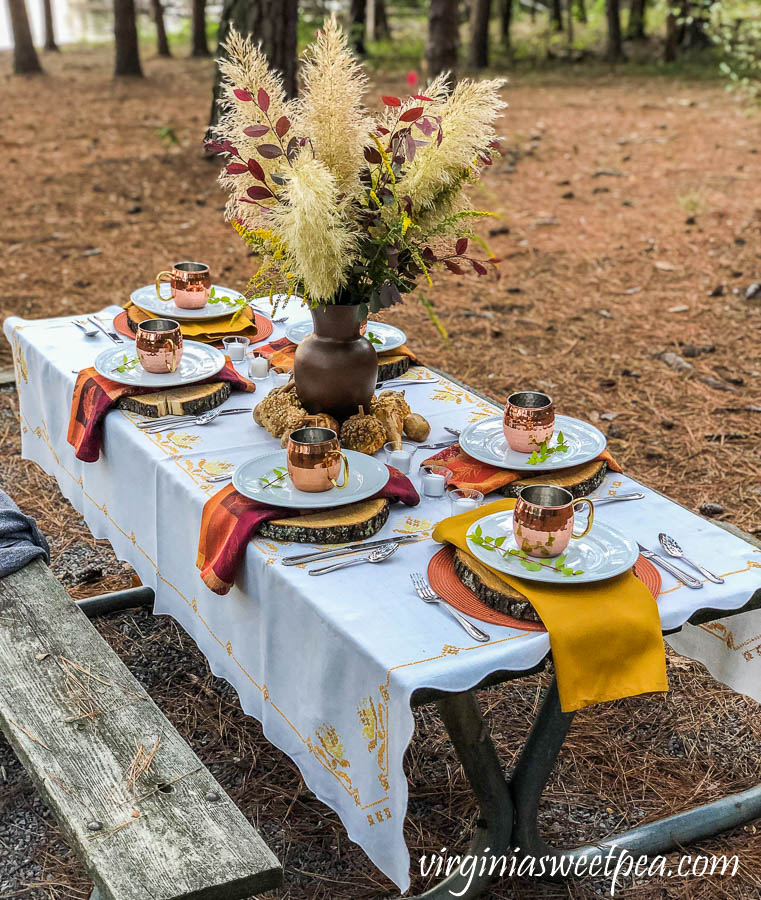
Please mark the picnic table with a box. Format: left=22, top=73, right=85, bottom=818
left=6, top=305, right=761, bottom=897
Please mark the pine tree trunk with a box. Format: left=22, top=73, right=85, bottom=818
left=498, top=0, right=512, bottom=45
left=566, top=0, right=574, bottom=44
left=151, top=0, right=171, bottom=57
left=576, top=0, right=587, bottom=23
left=350, top=0, right=367, bottom=55
left=550, top=0, right=563, bottom=32
left=605, top=0, right=625, bottom=61
left=208, top=0, right=298, bottom=135
left=8, top=0, right=43, bottom=73
left=375, top=0, right=391, bottom=39
left=468, top=0, right=491, bottom=69
left=426, top=0, right=460, bottom=83
left=626, top=0, right=646, bottom=39
left=42, top=0, right=59, bottom=51
left=114, top=0, right=143, bottom=76
left=664, top=9, right=678, bottom=61
left=191, top=0, right=210, bottom=56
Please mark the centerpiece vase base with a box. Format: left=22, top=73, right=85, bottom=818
left=294, top=306, right=378, bottom=421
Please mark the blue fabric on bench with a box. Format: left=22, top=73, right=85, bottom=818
left=0, top=489, right=49, bottom=578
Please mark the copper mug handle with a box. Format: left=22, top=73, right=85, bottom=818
left=326, top=450, right=350, bottom=489
left=165, top=338, right=178, bottom=373
left=155, top=270, right=174, bottom=300
left=571, top=499, right=594, bottom=539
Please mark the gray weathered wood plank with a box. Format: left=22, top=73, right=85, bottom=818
left=0, top=558, right=282, bottom=900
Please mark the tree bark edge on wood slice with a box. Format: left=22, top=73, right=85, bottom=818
left=259, top=498, right=389, bottom=544
left=496, top=460, right=608, bottom=499
left=453, top=549, right=543, bottom=624
left=377, top=355, right=410, bottom=382
left=117, top=382, right=232, bottom=418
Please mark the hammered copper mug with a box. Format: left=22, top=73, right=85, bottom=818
left=136, top=318, right=183, bottom=374
left=155, top=261, right=211, bottom=309
left=503, top=390, right=555, bottom=453
left=286, top=427, right=350, bottom=493
left=513, top=484, right=594, bottom=558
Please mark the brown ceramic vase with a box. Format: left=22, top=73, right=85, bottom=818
left=293, top=305, right=378, bottom=421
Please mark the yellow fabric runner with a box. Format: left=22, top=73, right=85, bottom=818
left=433, top=499, right=668, bottom=712
left=124, top=301, right=260, bottom=342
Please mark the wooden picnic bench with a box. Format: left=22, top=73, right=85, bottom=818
left=0, top=557, right=282, bottom=900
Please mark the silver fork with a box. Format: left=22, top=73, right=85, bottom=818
left=72, top=319, right=100, bottom=337
left=410, top=573, right=490, bottom=642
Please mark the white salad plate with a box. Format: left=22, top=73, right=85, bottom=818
left=465, top=509, right=639, bottom=585
left=130, top=284, right=249, bottom=321
left=285, top=320, right=407, bottom=353
left=232, top=450, right=390, bottom=509
left=94, top=340, right=225, bottom=388
left=459, top=414, right=606, bottom=472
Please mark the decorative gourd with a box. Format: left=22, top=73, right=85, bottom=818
left=403, top=412, right=431, bottom=442
left=303, top=413, right=340, bottom=435
left=340, top=406, right=387, bottom=455
left=370, top=390, right=410, bottom=447
left=254, top=385, right=305, bottom=437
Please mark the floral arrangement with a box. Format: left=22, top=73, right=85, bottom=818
left=207, top=16, right=506, bottom=317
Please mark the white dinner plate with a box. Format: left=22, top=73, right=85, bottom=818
left=285, top=320, right=407, bottom=353
left=465, top=509, right=639, bottom=585
left=94, top=340, right=225, bottom=388
left=233, top=450, right=390, bottom=509
left=459, top=414, right=606, bottom=472
left=130, top=283, right=249, bottom=321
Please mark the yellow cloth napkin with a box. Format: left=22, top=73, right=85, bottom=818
left=433, top=499, right=668, bottom=712
left=124, top=301, right=259, bottom=342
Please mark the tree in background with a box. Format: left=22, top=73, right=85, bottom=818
left=114, top=0, right=143, bottom=76
left=208, top=0, right=298, bottom=134
left=550, top=0, right=563, bottom=32
left=605, top=0, right=625, bottom=61
left=373, top=0, right=391, bottom=40
left=151, top=0, right=171, bottom=57
left=498, top=0, right=513, bottom=49
left=426, top=0, right=459, bottom=82
left=350, top=0, right=366, bottom=55
left=191, top=0, right=210, bottom=56
left=42, top=0, right=59, bottom=51
left=626, top=0, right=647, bottom=40
left=7, top=0, right=43, bottom=73
left=469, top=0, right=491, bottom=69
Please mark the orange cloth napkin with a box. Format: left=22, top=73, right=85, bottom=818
left=422, top=443, right=622, bottom=494
left=256, top=336, right=419, bottom=372
left=434, top=498, right=668, bottom=712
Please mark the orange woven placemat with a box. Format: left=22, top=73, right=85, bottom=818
left=427, top=545, right=661, bottom=631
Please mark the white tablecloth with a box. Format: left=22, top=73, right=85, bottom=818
left=6, top=307, right=761, bottom=892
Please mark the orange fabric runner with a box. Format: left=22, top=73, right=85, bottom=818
left=256, top=336, right=419, bottom=373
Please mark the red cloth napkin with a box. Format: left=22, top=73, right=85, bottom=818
left=67, top=358, right=255, bottom=462
left=196, top=465, right=420, bottom=595
left=256, top=336, right=420, bottom=373
left=421, top=443, right=622, bottom=494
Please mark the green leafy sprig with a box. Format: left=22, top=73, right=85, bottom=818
left=526, top=431, right=569, bottom=466
left=113, top=354, right=139, bottom=374
left=258, top=466, right=288, bottom=489
left=468, top=525, right=583, bottom=577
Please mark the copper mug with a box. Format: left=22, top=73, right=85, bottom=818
left=136, top=318, right=183, bottom=374
left=503, top=390, right=555, bottom=453
left=286, top=427, right=350, bottom=493
left=155, top=261, right=211, bottom=309
left=513, top=484, right=594, bottom=558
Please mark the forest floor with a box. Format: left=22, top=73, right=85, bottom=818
left=1, top=44, right=761, bottom=900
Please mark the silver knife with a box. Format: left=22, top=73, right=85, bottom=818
left=136, top=408, right=249, bottom=428
left=282, top=533, right=424, bottom=566
left=88, top=315, right=123, bottom=344
left=637, top=543, right=703, bottom=589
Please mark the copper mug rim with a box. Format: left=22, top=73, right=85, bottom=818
left=506, top=390, right=553, bottom=411
left=289, top=426, right=338, bottom=445
left=137, top=317, right=181, bottom=334
left=171, top=261, right=209, bottom=273
left=516, top=483, right=574, bottom=509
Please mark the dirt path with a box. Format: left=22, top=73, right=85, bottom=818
left=2, top=47, right=760, bottom=898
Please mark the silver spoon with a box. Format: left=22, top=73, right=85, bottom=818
left=145, top=409, right=222, bottom=433
left=658, top=533, right=724, bottom=584
left=308, top=542, right=399, bottom=576
left=591, top=492, right=645, bottom=505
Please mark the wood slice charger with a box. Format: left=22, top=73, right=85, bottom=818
left=497, top=459, right=609, bottom=499
left=258, top=498, right=390, bottom=544
left=376, top=354, right=410, bottom=382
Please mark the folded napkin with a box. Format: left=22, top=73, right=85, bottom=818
left=422, top=443, right=622, bottom=494
left=124, top=301, right=260, bottom=343
left=256, top=336, right=420, bottom=373
left=0, top=489, right=50, bottom=578
left=67, top=359, right=255, bottom=463
left=433, top=499, right=668, bottom=712
left=197, top=466, right=420, bottom=595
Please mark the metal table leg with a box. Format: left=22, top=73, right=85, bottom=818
left=75, top=585, right=154, bottom=618
left=409, top=690, right=514, bottom=899
left=511, top=676, right=761, bottom=880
